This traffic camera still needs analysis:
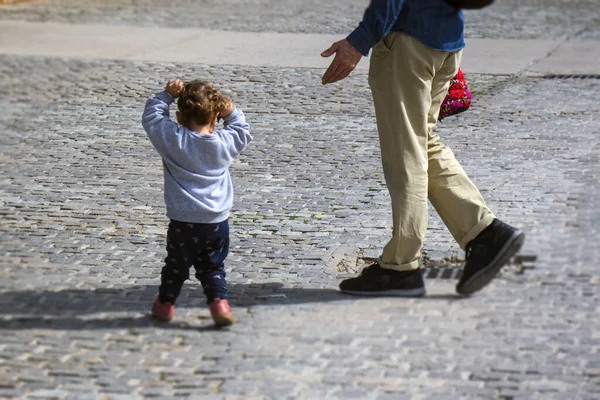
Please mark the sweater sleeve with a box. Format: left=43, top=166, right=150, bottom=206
left=346, top=0, right=405, bottom=56
left=141, top=91, right=180, bottom=157
left=218, top=107, right=252, bottom=159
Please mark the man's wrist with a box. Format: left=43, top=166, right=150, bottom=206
left=347, top=25, right=373, bottom=56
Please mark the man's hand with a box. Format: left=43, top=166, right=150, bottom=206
left=164, top=79, right=185, bottom=98
left=321, top=39, right=363, bottom=85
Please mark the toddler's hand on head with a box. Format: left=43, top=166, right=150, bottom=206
left=164, top=79, right=185, bottom=98
left=220, top=100, right=234, bottom=118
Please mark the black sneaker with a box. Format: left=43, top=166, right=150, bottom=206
left=456, top=219, right=525, bottom=295
left=339, top=263, right=426, bottom=297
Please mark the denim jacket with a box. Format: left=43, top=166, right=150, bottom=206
left=347, top=0, right=465, bottom=55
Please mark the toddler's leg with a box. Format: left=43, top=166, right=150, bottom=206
left=193, top=220, right=233, bottom=326
left=193, top=220, right=230, bottom=304
left=158, top=220, right=194, bottom=304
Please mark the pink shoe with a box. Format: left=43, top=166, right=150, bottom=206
left=209, top=298, right=234, bottom=327
left=151, top=297, right=175, bottom=321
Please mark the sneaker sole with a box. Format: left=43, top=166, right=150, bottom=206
left=151, top=313, right=173, bottom=322
left=340, top=287, right=426, bottom=297
left=456, top=231, right=525, bottom=295
left=213, top=315, right=235, bottom=327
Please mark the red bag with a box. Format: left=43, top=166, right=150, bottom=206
left=438, top=69, right=471, bottom=121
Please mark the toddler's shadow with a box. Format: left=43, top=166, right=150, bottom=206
left=0, top=282, right=465, bottom=330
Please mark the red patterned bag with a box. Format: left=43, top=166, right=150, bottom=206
left=438, top=69, right=471, bottom=120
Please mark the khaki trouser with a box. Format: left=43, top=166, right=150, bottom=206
left=369, top=33, right=495, bottom=271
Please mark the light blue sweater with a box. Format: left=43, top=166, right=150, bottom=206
left=142, top=91, right=252, bottom=224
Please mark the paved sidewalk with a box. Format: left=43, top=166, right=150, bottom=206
left=1, top=20, right=600, bottom=75
left=1, top=1, right=599, bottom=399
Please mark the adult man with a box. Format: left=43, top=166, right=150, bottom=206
left=321, top=0, right=524, bottom=296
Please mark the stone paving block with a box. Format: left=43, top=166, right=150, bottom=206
left=62, top=391, right=98, bottom=400
left=25, top=389, right=71, bottom=399
left=103, top=395, right=142, bottom=400
left=0, top=25, right=599, bottom=399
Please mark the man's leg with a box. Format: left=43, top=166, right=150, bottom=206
left=371, top=33, right=451, bottom=271
left=426, top=51, right=496, bottom=248
left=427, top=53, right=525, bottom=295
left=339, top=33, right=445, bottom=296
left=339, top=33, right=524, bottom=296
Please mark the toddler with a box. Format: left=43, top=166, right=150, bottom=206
left=142, top=79, right=252, bottom=327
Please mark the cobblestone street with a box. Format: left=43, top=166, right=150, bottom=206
left=1, top=1, right=599, bottom=399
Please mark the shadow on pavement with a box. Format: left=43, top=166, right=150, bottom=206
left=0, top=282, right=466, bottom=330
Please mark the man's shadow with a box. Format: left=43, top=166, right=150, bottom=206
left=0, top=282, right=465, bottom=331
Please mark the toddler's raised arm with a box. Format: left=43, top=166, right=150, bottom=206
left=218, top=106, right=252, bottom=158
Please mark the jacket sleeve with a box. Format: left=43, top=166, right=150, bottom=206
left=346, top=0, right=405, bottom=56
left=218, top=107, right=252, bottom=159
left=141, top=91, right=180, bottom=157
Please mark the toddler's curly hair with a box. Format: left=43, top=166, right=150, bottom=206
left=177, top=80, right=228, bottom=126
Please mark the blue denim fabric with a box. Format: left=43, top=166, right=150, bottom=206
left=159, top=219, right=229, bottom=305
left=347, top=0, right=465, bottom=56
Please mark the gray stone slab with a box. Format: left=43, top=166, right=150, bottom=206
left=0, top=0, right=598, bottom=41
left=526, top=40, right=600, bottom=75
left=1, top=21, right=598, bottom=75
left=461, top=38, right=563, bottom=75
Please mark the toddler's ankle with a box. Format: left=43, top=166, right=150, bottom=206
left=209, top=298, right=234, bottom=327
left=151, top=296, right=175, bottom=321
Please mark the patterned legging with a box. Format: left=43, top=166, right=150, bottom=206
left=159, top=219, right=229, bottom=304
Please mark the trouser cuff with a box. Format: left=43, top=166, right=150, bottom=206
left=377, top=257, right=420, bottom=272
left=460, top=213, right=496, bottom=249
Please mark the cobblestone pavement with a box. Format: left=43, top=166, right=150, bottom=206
left=0, top=0, right=599, bottom=39
left=1, top=53, right=599, bottom=399
left=1, top=1, right=600, bottom=399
